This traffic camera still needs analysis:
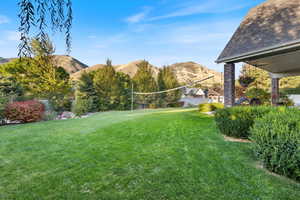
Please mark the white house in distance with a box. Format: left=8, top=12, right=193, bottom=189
left=180, top=88, right=224, bottom=107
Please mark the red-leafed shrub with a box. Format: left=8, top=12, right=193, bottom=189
left=5, top=100, right=45, bottom=123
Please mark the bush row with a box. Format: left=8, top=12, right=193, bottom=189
left=251, top=110, right=300, bottom=181
left=4, top=100, right=45, bottom=123
left=215, top=106, right=300, bottom=181
left=214, top=106, right=281, bottom=138
left=199, top=103, right=224, bottom=113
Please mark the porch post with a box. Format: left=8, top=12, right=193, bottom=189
left=224, top=63, right=235, bottom=107
left=271, top=78, right=280, bottom=106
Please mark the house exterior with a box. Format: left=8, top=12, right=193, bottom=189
left=216, top=0, right=300, bottom=107
left=179, top=88, right=224, bottom=107
left=180, top=88, right=208, bottom=107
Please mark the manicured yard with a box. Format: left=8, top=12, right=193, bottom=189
left=0, top=109, right=299, bottom=199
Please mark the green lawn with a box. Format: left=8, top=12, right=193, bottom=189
left=0, top=109, right=299, bottom=199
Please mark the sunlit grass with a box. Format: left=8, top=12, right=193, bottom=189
left=0, top=109, right=299, bottom=199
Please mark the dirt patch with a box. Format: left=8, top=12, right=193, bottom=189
left=223, top=135, right=251, bottom=143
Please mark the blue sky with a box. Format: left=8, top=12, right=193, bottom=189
left=0, top=0, right=265, bottom=72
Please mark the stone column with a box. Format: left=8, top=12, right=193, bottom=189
left=271, top=78, right=280, bottom=106
left=224, top=63, right=235, bottom=107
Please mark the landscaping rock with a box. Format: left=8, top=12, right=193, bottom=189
left=59, top=112, right=75, bottom=120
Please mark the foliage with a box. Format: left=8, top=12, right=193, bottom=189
left=0, top=76, right=24, bottom=124
left=157, top=66, right=181, bottom=107
left=279, top=94, right=295, bottom=106
left=239, top=76, right=255, bottom=88
left=0, top=38, right=72, bottom=111
left=18, top=0, right=72, bottom=57
left=245, top=88, right=270, bottom=105
left=5, top=100, right=45, bottom=123
left=215, top=106, right=280, bottom=139
left=49, top=95, right=72, bottom=113
left=251, top=109, right=300, bottom=181
left=72, top=96, right=94, bottom=116
left=0, top=76, right=24, bottom=98
left=199, top=103, right=224, bottom=112
left=93, top=60, right=131, bottom=111
left=115, top=72, right=132, bottom=110
left=133, top=60, right=158, bottom=107
left=241, top=64, right=300, bottom=91
left=0, top=97, right=9, bottom=124
left=75, top=71, right=99, bottom=113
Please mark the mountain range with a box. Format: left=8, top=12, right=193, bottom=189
left=0, top=56, right=222, bottom=86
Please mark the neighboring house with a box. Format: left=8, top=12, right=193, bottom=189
left=208, top=90, right=224, bottom=103
left=180, top=88, right=207, bottom=107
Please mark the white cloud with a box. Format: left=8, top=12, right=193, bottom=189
left=0, top=15, right=10, bottom=24
left=149, top=0, right=260, bottom=21
left=125, top=7, right=152, bottom=24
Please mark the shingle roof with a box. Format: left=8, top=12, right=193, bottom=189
left=216, top=0, right=300, bottom=63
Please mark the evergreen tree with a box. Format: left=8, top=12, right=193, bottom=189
left=158, top=66, right=181, bottom=107
left=75, top=71, right=99, bottom=112
left=93, top=60, right=123, bottom=111
left=132, top=60, right=158, bottom=108
left=116, top=72, right=132, bottom=110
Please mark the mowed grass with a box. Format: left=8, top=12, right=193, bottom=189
left=0, top=109, right=299, bottom=200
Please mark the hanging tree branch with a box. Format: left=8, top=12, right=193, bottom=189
left=18, top=0, right=73, bottom=57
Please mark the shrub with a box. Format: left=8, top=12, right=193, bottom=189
left=72, top=97, right=94, bottom=116
left=0, top=97, right=9, bottom=124
left=199, top=103, right=224, bottom=112
left=5, top=100, right=45, bottom=123
left=49, top=97, right=72, bottom=113
left=215, top=106, right=281, bottom=139
left=245, top=88, right=270, bottom=105
left=251, top=110, right=300, bottom=181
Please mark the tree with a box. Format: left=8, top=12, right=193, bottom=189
left=0, top=38, right=72, bottom=111
left=157, top=66, right=181, bottom=107
left=74, top=71, right=99, bottom=113
left=132, top=60, right=158, bottom=108
left=18, top=0, right=72, bottom=57
left=116, top=72, right=132, bottom=110
left=0, top=76, right=24, bottom=99
left=93, top=60, right=129, bottom=111
left=241, top=64, right=300, bottom=92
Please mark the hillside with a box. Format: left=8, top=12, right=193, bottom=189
left=169, top=62, right=222, bottom=86
left=115, top=60, right=159, bottom=78
left=71, top=60, right=159, bottom=79
left=0, top=55, right=88, bottom=74
left=1, top=56, right=222, bottom=87
left=72, top=60, right=221, bottom=87
left=0, top=57, right=12, bottom=64
left=53, top=55, right=88, bottom=74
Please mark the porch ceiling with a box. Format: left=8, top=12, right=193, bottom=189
left=246, top=49, right=300, bottom=75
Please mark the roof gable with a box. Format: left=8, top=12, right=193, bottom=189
left=217, top=0, right=300, bottom=63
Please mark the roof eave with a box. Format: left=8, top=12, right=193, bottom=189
left=215, top=40, right=300, bottom=64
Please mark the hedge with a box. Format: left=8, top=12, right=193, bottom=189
left=214, top=106, right=283, bottom=139
left=251, top=109, right=300, bottom=181
left=5, top=100, right=45, bottom=123
left=199, top=103, right=224, bottom=113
